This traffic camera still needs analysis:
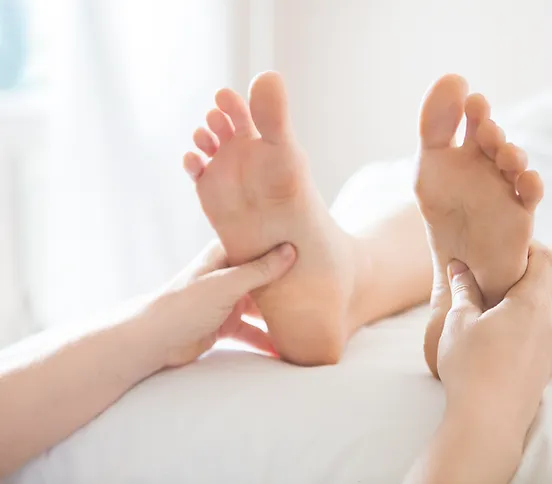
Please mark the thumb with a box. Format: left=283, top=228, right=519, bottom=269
left=447, top=259, right=484, bottom=323
left=210, top=243, right=296, bottom=299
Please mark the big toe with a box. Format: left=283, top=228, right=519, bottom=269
left=249, top=71, right=293, bottom=144
left=419, top=74, right=468, bottom=150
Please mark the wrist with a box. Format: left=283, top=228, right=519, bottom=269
left=446, top=382, right=532, bottom=445
left=135, top=291, right=203, bottom=369
left=119, top=310, right=169, bottom=378
left=405, top=398, right=525, bottom=484
left=442, top=399, right=525, bottom=482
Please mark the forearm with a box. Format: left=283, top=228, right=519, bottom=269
left=405, top=403, right=525, bottom=484
left=0, top=306, right=164, bottom=477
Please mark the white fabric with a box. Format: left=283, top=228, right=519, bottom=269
left=5, top=305, right=552, bottom=484
left=1, top=307, right=449, bottom=483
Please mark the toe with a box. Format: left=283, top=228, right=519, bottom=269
left=215, top=88, right=258, bottom=137
left=183, top=152, right=206, bottom=181
left=495, top=143, right=528, bottom=173
left=463, top=93, right=491, bottom=146
left=517, top=170, right=544, bottom=212
left=249, top=71, right=293, bottom=144
left=475, top=119, right=506, bottom=159
left=419, top=74, right=468, bottom=150
left=206, top=108, right=235, bottom=144
left=193, top=127, right=220, bottom=157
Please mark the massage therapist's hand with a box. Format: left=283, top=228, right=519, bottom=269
left=407, top=243, right=552, bottom=484
left=438, top=243, right=552, bottom=438
left=408, top=242, right=552, bottom=484
left=140, top=240, right=296, bottom=368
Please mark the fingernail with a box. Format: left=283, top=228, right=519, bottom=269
left=448, top=259, right=468, bottom=277
left=277, top=243, right=295, bottom=260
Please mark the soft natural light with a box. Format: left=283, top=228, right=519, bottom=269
left=3, top=2, right=552, bottom=482
left=2, top=0, right=551, bottom=341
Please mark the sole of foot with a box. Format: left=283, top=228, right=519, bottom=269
left=183, top=72, right=360, bottom=366
left=415, top=74, right=544, bottom=378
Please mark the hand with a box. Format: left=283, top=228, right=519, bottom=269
left=404, top=243, right=552, bottom=484
left=141, top=240, right=296, bottom=368
left=438, top=242, right=552, bottom=440
left=0, top=240, right=294, bottom=478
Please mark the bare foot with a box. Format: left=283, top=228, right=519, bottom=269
left=416, top=74, right=544, bottom=378
left=183, top=72, right=359, bottom=365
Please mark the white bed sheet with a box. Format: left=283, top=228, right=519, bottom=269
left=7, top=304, right=552, bottom=483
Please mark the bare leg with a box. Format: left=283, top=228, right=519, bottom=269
left=347, top=203, right=433, bottom=330
left=329, top=154, right=434, bottom=331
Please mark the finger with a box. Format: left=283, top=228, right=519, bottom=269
left=163, top=240, right=228, bottom=292
left=216, top=300, right=247, bottom=337
left=447, top=259, right=484, bottom=321
left=213, top=243, right=296, bottom=297
left=190, top=240, right=229, bottom=277
left=507, top=242, right=552, bottom=306
left=227, top=320, right=278, bottom=355
left=242, top=294, right=263, bottom=318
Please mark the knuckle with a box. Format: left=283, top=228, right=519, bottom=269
left=451, top=283, right=471, bottom=299
left=252, top=257, right=273, bottom=279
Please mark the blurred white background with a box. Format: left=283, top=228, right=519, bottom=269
left=1, top=0, right=552, bottom=343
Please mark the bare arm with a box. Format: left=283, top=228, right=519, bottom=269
left=0, top=241, right=295, bottom=478
left=0, top=310, right=163, bottom=477
left=405, top=404, right=524, bottom=484
left=405, top=246, right=552, bottom=484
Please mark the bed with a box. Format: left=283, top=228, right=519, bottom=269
left=5, top=303, right=552, bottom=483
